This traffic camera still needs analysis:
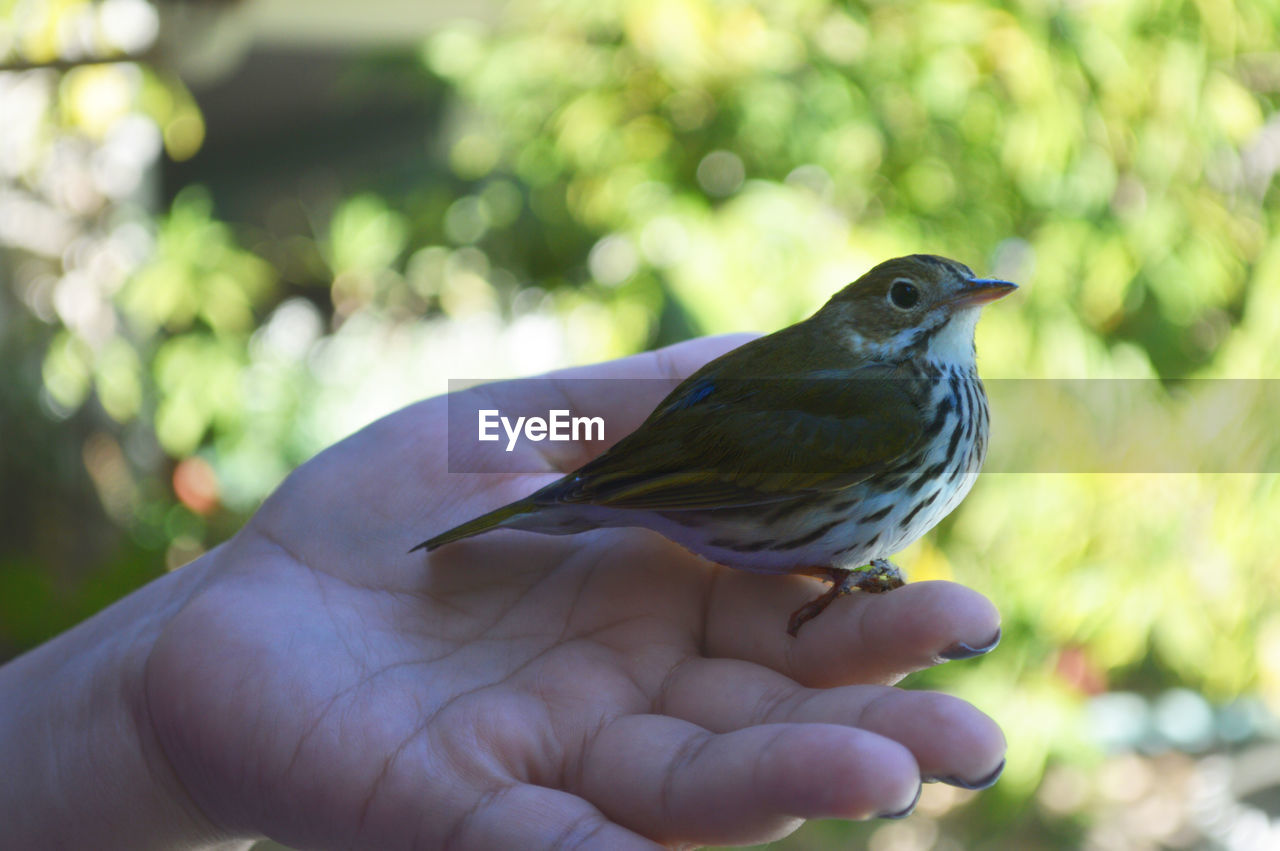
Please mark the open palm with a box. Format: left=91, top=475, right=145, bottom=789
left=143, top=336, right=1005, bottom=850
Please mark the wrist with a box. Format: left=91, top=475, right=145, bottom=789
left=0, top=548, right=252, bottom=850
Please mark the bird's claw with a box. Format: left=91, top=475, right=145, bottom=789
left=786, top=560, right=905, bottom=636
left=861, top=558, right=906, bottom=593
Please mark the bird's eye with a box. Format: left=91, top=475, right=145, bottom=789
left=888, top=280, right=920, bottom=310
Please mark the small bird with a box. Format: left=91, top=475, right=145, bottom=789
left=415, top=255, right=1016, bottom=635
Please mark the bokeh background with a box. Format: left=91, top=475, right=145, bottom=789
left=3, top=0, right=1280, bottom=848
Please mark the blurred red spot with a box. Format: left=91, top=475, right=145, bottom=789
left=1055, top=645, right=1108, bottom=696
left=173, top=456, right=219, bottom=515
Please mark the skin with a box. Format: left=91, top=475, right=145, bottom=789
left=0, top=334, right=1004, bottom=850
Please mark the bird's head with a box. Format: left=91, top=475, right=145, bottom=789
left=817, top=254, right=1017, bottom=366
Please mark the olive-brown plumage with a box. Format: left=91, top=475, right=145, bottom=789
left=415, top=255, right=1016, bottom=634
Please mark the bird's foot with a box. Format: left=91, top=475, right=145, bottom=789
left=786, top=573, right=850, bottom=637
left=861, top=558, right=906, bottom=593
left=786, top=560, right=906, bottom=637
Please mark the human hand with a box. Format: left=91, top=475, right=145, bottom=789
left=138, top=335, right=1004, bottom=849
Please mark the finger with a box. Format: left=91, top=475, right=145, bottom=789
left=554, top=333, right=758, bottom=380
left=658, top=657, right=1006, bottom=789
left=706, top=576, right=1002, bottom=688
left=578, top=714, right=920, bottom=846
left=478, top=334, right=757, bottom=471
left=300, top=334, right=755, bottom=525
left=445, top=783, right=662, bottom=851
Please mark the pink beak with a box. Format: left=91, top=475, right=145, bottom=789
left=951, top=277, right=1018, bottom=308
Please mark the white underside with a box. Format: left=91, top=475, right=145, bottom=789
left=511, top=355, right=988, bottom=573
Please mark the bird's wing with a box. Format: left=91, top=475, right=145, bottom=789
left=533, top=364, right=927, bottom=511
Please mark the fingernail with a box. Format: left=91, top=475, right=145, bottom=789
left=877, top=784, right=922, bottom=820
left=924, top=758, right=1006, bottom=791
left=937, top=627, right=1001, bottom=661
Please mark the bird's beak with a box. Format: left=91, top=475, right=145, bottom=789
left=950, top=277, right=1018, bottom=308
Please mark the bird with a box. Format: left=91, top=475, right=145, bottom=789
left=414, top=254, right=1016, bottom=635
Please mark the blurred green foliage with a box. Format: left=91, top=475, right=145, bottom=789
left=4, top=0, right=1280, bottom=847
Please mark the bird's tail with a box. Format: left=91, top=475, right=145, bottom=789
left=409, top=500, right=535, bottom=553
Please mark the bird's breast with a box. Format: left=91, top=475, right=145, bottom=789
left=629, top=364, right=989, bottom=572
left=860, top=363, right=987, bottom=551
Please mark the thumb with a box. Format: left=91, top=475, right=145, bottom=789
left=451, top=334, right=758, bottom=473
